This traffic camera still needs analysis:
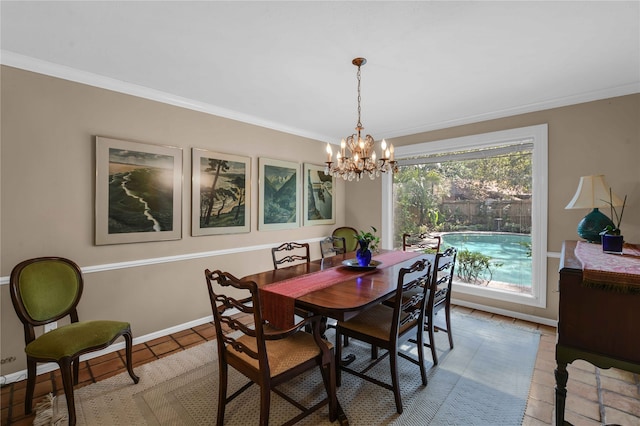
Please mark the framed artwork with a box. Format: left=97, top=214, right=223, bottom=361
left=258, top=158, right=300, bottom=230
left=95, top=136, right=182, bottom=245
left=191, top=148, right=251, bottom=236
left=303, top=163, right=336, bottom=226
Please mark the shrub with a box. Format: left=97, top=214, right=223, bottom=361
left=456, top=249, right=503, bottom=284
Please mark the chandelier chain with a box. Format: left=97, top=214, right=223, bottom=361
left=356, top=64, right=362, bottom=129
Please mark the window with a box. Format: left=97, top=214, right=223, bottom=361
left=382, top=125, right=548, bottom=308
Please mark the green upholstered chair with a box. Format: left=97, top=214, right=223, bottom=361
left=331, top=227, right=359, bottom=252
left=10, top=257, right=139, bottom=426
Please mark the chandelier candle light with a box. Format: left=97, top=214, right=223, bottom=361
left=325, top=58, right=398, bottom=181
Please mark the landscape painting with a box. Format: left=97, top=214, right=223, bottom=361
left=303, top=163, right=335, bottom=226
left=259, top=158, right=300, bottom=230
left=192, top=149, right=250, bottom=236
left=95, top=136, right=182, bottom=245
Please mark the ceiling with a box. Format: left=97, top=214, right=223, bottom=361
left=2, top=1, right=639, bottom=143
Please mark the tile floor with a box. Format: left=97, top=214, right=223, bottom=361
left=2, top=306, right=638, bottom=425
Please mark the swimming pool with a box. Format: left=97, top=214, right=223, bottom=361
left=440, top=232, right=532, bottom=287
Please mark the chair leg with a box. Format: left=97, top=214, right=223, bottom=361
left=259, top=383, right=271, bottom=426
left=123, top=331, right=140, bottom=383
left=73, top=358, right=80, bottom=385
left=335, top=330, right=342, bottom=387
left=216, top=362, right=228, bottom=426
left=416, top=323, right=428, bottom=386
left=389, top=350, right=403, bottom=414
left=24, top=359, right=37, bottom=414
left=428, top=323, right=438, bottom=365
left=59, top=358, right=77, bottom=426
left=445, top=307, right=454, bottom=349
left=319, top=360, right=338, bottom=422
left=371, top=344, right=379, bottom=360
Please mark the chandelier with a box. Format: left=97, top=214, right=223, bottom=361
left=324, top=57, right=397, bottom=181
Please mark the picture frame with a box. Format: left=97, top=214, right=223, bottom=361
left=191, top=148, right=251, bottom=236
left=95, top=136, right=183, bottom=245
left=258, top=158, right=300, bottom=231
left=303, top=163, right=336, bottom=226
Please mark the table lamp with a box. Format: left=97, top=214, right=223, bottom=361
left=565, top=175, right=623, bottom=243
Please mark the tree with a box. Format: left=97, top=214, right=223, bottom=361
left=393, top=148, right=532, bottom=238
left=394, top=165, right=443, bottom=235
left=229, top=175, right=246, bottom=221
left=203, top=160, right=229, bottom=225
left=214, top=188, right=237, bottom=217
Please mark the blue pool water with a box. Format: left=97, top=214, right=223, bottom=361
left=440, top=232, right=532, bottom=287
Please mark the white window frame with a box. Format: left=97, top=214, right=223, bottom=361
left=382, top=124, right=548, bottom=308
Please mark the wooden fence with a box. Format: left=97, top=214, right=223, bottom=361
left=438, top=199, right=532, bottom=232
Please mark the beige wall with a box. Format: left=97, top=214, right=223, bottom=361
left=0, top=66, right=345, bottom=375
left=2, top=65, right=639, bottom=376
left=346, top=94, right=640, bottom=322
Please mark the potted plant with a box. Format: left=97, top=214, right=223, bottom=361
left=599, top=189, right=626, bottom=254
left=354, top=226, right=380, bottom=266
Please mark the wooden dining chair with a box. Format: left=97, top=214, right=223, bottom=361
left=271, top=241, right=310, bottom=269
left=331, top=226, right=359, bottom=252
left=402, top=232, right=441, bottom=253
left=204, top=269, right=337, bottom=425
left=10, top=257, right=139, bottom=426
left=387, top=247, right=458, bottom=365
left=334, top=257, right=432, bottom=414
left=320, top=236, right=346, bottom=258
left=422, top=247, right=458, bottom=365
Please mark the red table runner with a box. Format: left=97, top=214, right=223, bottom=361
left=259, top=251, right=423, bottom=329
left=574, top=241, right=640, bottom=294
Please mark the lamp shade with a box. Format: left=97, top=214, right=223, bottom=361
left=565, top=175, right=623, bottom=243
left=565, top=175, right=623, bottom=209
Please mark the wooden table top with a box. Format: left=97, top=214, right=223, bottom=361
left=242, top=250, right=428, bottom=322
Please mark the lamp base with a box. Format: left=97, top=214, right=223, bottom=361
left=577, top=208, right=614, bottom=243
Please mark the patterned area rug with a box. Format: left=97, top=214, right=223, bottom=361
left=60, top=312, right=539, bottom=425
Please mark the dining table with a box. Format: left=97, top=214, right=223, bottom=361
left=240, top=248, right=430, bottom=425
left=242, top=249, right=427, bottom=328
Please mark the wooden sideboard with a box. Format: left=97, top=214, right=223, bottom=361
left=555, top=240, right=640, bottom=425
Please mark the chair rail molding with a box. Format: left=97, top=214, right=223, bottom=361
left=0, top=237, right=326, bottom=286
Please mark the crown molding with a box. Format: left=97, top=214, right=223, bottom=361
left=381, top=83, right=640, bottom=139
left=0, top=50, right=332, bottom=142
left=3, top=50, right=638, bottom=143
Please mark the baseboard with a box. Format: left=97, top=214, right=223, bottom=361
left=451, top=298, right=558, bottom=328
left=1, top=302, right=554, bottom=385
left=0, top=311, right=235, bottom=385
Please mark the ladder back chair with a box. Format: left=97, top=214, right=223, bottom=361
left=271, top=242, right=310, bottom=269
left=423, top=247, right=458, bottom=365
left=334, top=257, right=432, bottom=414
left=270, top=241, right=316, bottom=327
left=205, top=269, right=337, bottom=425
left=10, top=257, right=139, bottom=426
left=402, top=232, right=441, bottom=253
left=319, top=236, right=346, bottom=258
